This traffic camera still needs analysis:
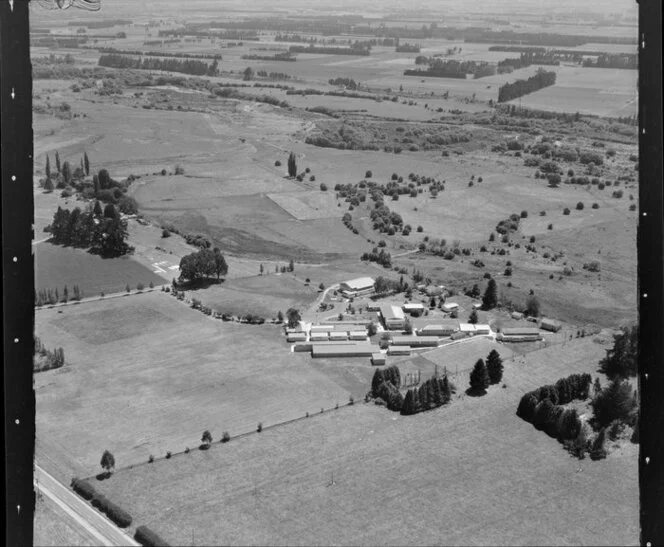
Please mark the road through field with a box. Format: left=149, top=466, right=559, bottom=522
left=34, top=465, right=139, bottom=547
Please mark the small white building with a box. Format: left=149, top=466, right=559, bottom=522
left=287, top=333, right=307, bottom=342
left=349, top=331, right=368, bottom=340
left=329, top=331, right=349, bottom=341
left=442, top=302, right=459, bottom=313
left=459, top=323, right=476, bottom=334
left=339, top=277, right=375, bottom=297
left=310, top=332, right=329, bottom=342
left=371, top=353, right=386, bottom=366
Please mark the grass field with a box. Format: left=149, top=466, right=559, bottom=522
left=91, top=337, right=638, bottom=546
left=35, top=242, right=166, bottom=296
left=34, top=291, right=352, bottom=481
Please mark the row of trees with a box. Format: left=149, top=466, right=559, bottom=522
left=49, top=204, right=130, bottom=257
left=497, top=69, right=557, bottom=103
left=288, top=45, right=370, bottom=56
left=98, top=53, right=219, bottom=76
left=44, top=150, right=90, bottom=188
left=99, top=46, right=222, bottom=61
left=361, top=247, right=392, bottom=268
left=178, top=248, right=228, bottom=284
left=35, top=284, right=84, bottom=307
left=33, top=337, right=65, bottom=372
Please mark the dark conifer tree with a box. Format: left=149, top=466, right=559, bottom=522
left=589, top=427, right=608, bottom=460
left=55, top=151, right=61, bottom=173
left=516, top=392, right=539, bottom=422
left=45, top=155, right=51, bottom=180
left=84, top=151, right=90, bottom=176
left=372, top=369, right=385, bottom=397
left=287, top=152, right=297, bottom=177
left=93, top=200, right=103, bottom=217
left=469, top=359, right=490, bottom=393
left=486, top=349, right=504, bottom=385
left=482, top=279, right=498, bottom=310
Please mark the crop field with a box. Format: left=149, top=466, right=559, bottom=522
left=92, top=337, right=637, bottom=546
left=34, top=291, right=351, bottom=481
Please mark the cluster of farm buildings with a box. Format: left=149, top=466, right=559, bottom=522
left=285, top=277, right=562, bottom=365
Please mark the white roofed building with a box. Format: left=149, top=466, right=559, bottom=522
left=339, top=277, right=375, bottom=297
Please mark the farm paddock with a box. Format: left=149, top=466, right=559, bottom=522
left=92, top=339, right=637, bottom=547
left=34, top=292, right=351, bottom=481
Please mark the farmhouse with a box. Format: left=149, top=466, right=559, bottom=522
left=391, top=335, right=439, bottom=348
left=311, top=344, right=376, bottom=358
left=540, top=318, right=562, bottom=332
left=418, top=322, right=459, bottom=336
left=380, top=305, right=406, bottom=330
left=339, top=277, right=375, bottom=297
left=442, top=302, right=459, bottom=313
left=403, top=303, right=425, bottom=316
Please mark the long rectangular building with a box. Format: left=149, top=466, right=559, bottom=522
left=391, top=335, right=440, bottom=347
left=418, top=322, right=459, bottom=336
left=311, top=344, right=376, bottom=358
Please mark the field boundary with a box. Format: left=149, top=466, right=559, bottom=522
left=82, top=399, right=359, bottom=481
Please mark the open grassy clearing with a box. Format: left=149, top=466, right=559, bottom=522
left=188, top=273, right=318, bottom=318
left=92, top=337, right=637, bottom=546
left=34, top=291, right=352, bottom=482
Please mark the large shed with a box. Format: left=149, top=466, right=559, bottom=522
left=311, top=344, right=376, bottom=358
left=442, top=302, right=459, bottom=313
left=380, top=305, right=406, bottom=330
left=540, top=318, right=562, bottom=332
left=339, top=277, right=375, bottom=297
left=391, top=335, right=439, bottom=347
left=418, top=321, right=459, bottom=336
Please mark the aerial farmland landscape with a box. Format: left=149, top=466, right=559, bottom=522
left=28, top=0, right=641, bottom=545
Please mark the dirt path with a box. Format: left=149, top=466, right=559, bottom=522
left=34, top=465, right=139, bottom=547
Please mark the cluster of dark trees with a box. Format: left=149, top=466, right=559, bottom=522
left=598, top=325, right=637, bottom=379
left=497, top=52, right=560, bottom=70
left=489, top=46, right=546, bottom=53
left=178, top=248, right=228, bottom=284
left=468, top=350, right=504, bottom=394
left=98, top=47, right=222, bottom=61
left=369, top=203, right=404, bottom=236
left=328, top=77, right=359, bottom=89
left=516, top=373, right=592, bottom=436
left=68, top=18, right=131, bottom=28
left=583, top=54, right=637, bottom=70
left=402, top=375, right=453, bottom=415
left=49, top=203, right=130, bottom=257
left=463, top=30, right=634, bottom=47
left=98, top=53, right=219, bottom=77
left=374, top=275, right=408, bottom=296
left=406, top=59, right=491, bottom=79
left=395, top=43, right=420, bottom=53
left=497, top=69, right=557, bottom=103
left=361, top=247, right=392, bottom=268
left=35, top=284, right=84, bottom=307
left=370, top=366, right=454, bottom=415
left=254, top=70, right=292, bottom=80
left=33, top=337, right=65, bottom=373
left=495, top=213, right=521, bottom=236
left=287, top=152, right=298, bottom=177
left=288, top=45, right=370, bottom=56
left=43, top=150, right=90, bottom=192
left=158, top=28, right=259, bottom=41
left=242, top=53, right=295, bottom=62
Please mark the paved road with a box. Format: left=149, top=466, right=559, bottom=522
left=34, top=465, right=140, bottom=547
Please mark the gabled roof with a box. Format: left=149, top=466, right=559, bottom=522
left=341, top=277, right=375, bottom=290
